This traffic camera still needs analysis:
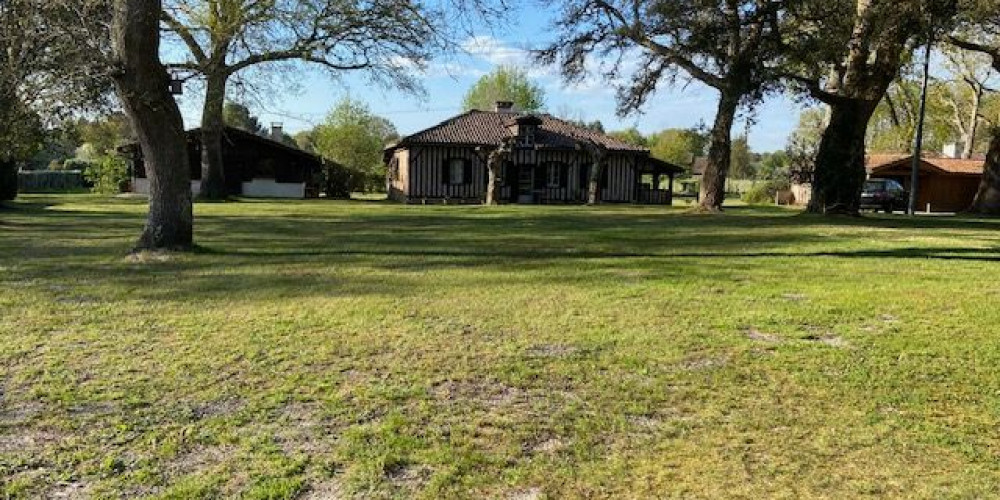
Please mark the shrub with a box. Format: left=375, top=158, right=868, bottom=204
left=83, top=155, right=129, bottom=194
left=324, top=164, right=357, bottom=199
left=741, top=179, right=791, bottom=205
left=61, top=158, right=94, bottom=172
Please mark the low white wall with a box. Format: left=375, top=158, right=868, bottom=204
left=132, top=178, right=201, bottom=195
left=241, top=179, right=305, bottom=198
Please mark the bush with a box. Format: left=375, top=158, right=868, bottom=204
left=324, top=164, right=358, bottom=199
left=741, top=179, right=791, bottom=205
left=0, top=161, right=17, bottom=201
left=82, top=155, right=129, bottom=194
left=61, top=158, right=94, bottom=172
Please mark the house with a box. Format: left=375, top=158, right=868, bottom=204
left=789, top=149, right=986, bottom=212
left=124, top=126, right=325, bottom=199
left=384, top=102, right=683, bottom=204
left=864, top=154, right=984, bottom=212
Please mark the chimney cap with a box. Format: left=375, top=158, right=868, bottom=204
left=495, top=101, right=515, bottom=112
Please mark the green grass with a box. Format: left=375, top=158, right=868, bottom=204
left=2, top=194, right=1000, bottom=499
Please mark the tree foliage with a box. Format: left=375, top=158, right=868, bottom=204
left=462, top=66, right=546, bottom=112
left=0, top=0, right=111, bottom=199
left=310, top=98, right=398, bottom=193
left=223, top=102, right=266, bottom=135
left=648, top=127, right=708, bottom=168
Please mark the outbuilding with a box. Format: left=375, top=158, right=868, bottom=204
left=125, top=126, right=325, bottom=199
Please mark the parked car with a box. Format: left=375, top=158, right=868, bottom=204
left=861, top=178, right=908, bottom=213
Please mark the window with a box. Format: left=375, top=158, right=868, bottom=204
left=543, top=161, right=567, bottom=188
left=448, top=158, right=465, bottom=185
left=520, top=126, right=536, bottom=147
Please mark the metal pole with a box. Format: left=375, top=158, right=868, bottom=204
left=908, top=29, right=934, bottom=215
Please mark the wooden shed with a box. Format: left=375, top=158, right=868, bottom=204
left=866, top=154, right=983, bottom=212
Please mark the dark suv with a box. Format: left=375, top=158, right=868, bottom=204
left=861, top=178, right=908, bottom=213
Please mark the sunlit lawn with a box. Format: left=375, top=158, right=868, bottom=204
left=2, top=194, right=1000, bottom=499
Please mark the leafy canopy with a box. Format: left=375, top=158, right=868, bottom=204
left=311, top=97, right=398, bottom=192
left=462, top=66, right=546, bottom=112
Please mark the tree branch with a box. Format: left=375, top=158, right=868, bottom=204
left=161, top=10, right=208, bottom=65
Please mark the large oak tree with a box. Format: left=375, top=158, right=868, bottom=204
left=785, top=0, right=956, bottom=214
left=111, top=0, right=194, bottom=249
left=539, top=0, right=787, bottom=210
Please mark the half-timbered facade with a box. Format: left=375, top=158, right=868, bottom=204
left=385, top=103, right=682, bottom=204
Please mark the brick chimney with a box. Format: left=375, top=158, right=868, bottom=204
left=495, top=101, right=515, bottom=113
left=270, top=122, right=284, bottom=141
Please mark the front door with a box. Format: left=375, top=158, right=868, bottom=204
left=517, top=165, right=535, bottom=203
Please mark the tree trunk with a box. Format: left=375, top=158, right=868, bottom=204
left=199, top=71, right=228, bottom=200
left=962, top=87, right=982, bottom=160
left=486, top=159, right=501, bottom=205
left=699, top=92, right=740, bottom=211
left=807, top=100, right=875, bottom=215
left=111, top=0, right=192, bottom=250
left=587, top=164, right=602, bottom=205
left=968, top=130, right=1000, bottom=214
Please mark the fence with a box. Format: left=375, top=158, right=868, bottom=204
left=18, top=170, right=88, bottom=192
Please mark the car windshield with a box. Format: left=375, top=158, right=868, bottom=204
left=863, top=181, right=886, bottom=192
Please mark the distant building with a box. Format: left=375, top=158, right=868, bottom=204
left=789, top=145, right=986, bottom=212
left=384, top=102, right=683, bottom=204
left=123, top=126, right=325, bottom=199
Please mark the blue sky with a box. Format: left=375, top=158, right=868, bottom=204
left=174, top=4, right=806, bottom=152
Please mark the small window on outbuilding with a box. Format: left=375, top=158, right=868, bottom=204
left=443, top=157, right=471, bottom=185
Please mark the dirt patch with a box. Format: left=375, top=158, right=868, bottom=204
left=0, top=399, right=47, bottom=424
left=626, top=415, right=662, bottom=430
left=0, top=429, right=65, bottom=454
left=192, top=397, right=245, bottom=420
left=48, top=481, right=91, bottom=499
left=525, top=344, right=579, bottom=358
left=300, top=479, right=345, bottom=500
left=385, top=463, right=431, bottom=492
left=167, top=444, right=237, bottom=477
left=781, top=293, right=808, bottom=302
left=745, top=328, right=782, bottom=343
left=432, top=379, right=526, bottom=410
left=125, top=251, right=173, bottom=264
left=803, top=334, right=848, bottom=348
left=527, top=437, right=565, bottom=454
left=678, top=355, right=728, bottom=372
left=507, top=487, right=543, bottom=500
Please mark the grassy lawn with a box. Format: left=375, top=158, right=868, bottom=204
left=2, top=194, right=1000, bottom=499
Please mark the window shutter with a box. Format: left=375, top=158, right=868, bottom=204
left=600, top=164, right=610, bottom=187
left=560, top=164, right=569, bottom=187
left=579, top=163, right=590, bottom=188
left=534, top=165, right=546, bottom=189
left=463, top=159, right=472, bottom=185
left=441, top=159, right=450, bottom=185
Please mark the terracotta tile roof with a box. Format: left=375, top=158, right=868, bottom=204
left=866, top=154, right=984, bottom=175
left=394, top=110, right=647, bottom=152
